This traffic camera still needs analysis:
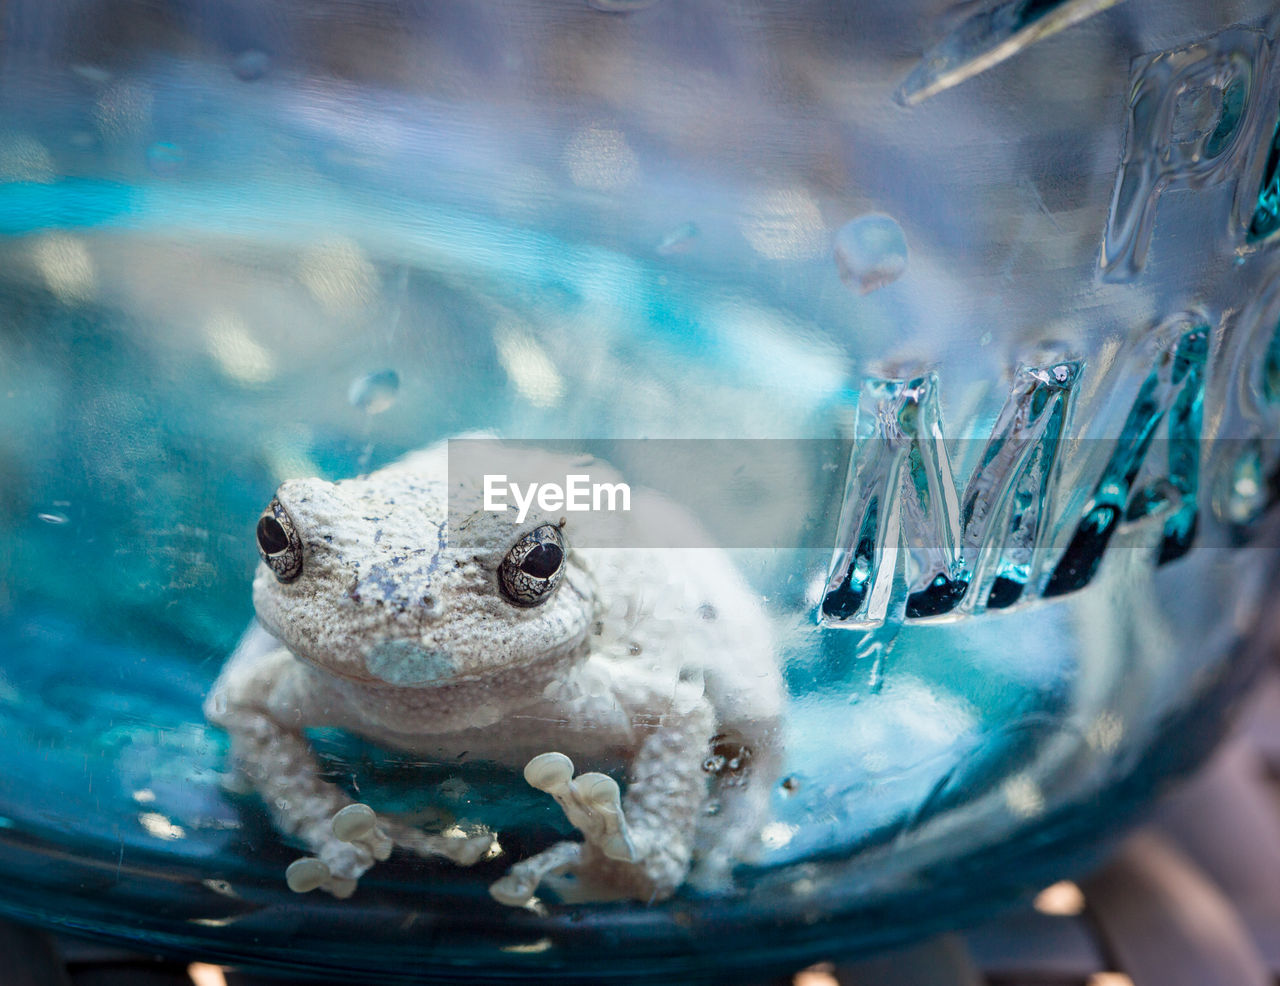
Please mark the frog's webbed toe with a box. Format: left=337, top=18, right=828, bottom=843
left=523, top=753, right=638, bottom=862
left=281, top=802, right=390, bottom=899
left=487, top=753, right=654, bottom=908
left=493, top=695, right=716, bottom=908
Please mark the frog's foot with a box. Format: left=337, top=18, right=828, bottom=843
left=489, top=841, right=581, bottom=907
left=283, top=803, right=392, bottom=899
left=522, top=753, right=638, bottom=863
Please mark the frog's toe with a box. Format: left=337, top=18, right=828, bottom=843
left=573, top=772, right=638, bottom=862
left=489, top=872, right=536, bottom=907
left=332, top=803, right=377, bottom=841
left=453, top=833, right=497, bottom=866
left=524, top=752, right=574, bottom=793
left=285, top=856, right=330, bottom=893
left=326, top=876, right=358, bottom=899
left=331, top=802, right=393, bottom=862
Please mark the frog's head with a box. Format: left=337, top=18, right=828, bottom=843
left=250, top=446, right=596, bottom=695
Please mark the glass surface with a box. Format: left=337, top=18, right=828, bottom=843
left=1, top=0, right=1279, bottom=980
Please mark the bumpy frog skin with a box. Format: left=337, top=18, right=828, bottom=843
left=205, top=441, right=783, bottom=905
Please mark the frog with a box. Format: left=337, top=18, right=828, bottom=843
left=204, top=439, right=783, bottom=906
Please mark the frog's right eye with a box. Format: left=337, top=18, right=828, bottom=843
left=256, top=498, right=303, bottom=582
left=498, top=523, right=566, bottom=607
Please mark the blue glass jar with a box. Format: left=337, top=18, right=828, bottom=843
left=1, top=0, right=1278, bottom=979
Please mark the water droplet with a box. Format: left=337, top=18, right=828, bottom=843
left=656, top=221, right=698, bottom=255
left=37, top=511, right=69, bottom=525
left=587, top=0, right=659, bottom=11
left=834, top=214, right=908, bottom=294
left=703, top=733, right=752, bottom=776
left=348, top=370, right=399, bottom=415
left=232, top=49, right=271, bottom=82
left=146, top=141, right=184, bottom=175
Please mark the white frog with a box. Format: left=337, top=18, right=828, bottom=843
left=205, top=440, right=783, bottom=906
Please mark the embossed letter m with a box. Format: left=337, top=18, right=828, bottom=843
left=821, top=363, right=1080, bottom=629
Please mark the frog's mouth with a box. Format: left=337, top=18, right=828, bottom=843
left=361, top=634, right=589, bottom=688
left=292, top=642, right=590, bottom=738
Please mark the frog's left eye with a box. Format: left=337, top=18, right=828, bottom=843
left=256, top=497, right=303, bottom=583
left=498, top=523, right=566, bottom=607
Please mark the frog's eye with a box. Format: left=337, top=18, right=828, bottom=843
left=256, top=497, right=303, bottom=583
left=498, top=523, right=566, bottom=607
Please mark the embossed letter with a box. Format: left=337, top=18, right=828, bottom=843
left=1044, top=320, right=1207, bottom=596
left=1101, top=29, right=1268, bottom=280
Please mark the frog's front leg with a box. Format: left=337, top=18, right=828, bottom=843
left=491, top=690, right=716, bottom=906
left=219, top=706, right=391, bottom=897
left=206, top=630, right=489, bottom=897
